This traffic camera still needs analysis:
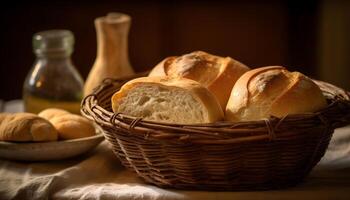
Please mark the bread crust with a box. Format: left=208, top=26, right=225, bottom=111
left=0, top=113, right=58, bottom=142
left=149, top=51, right=249, bottom=109
left=39, top=108, right=95, bottom=139
left=225, top=66, right=327, bottom=121
left=38, top=108, right=70, bottom=121
left=50, top=114, right=95, bottom=139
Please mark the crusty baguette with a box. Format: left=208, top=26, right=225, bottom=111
left=111, top=76, right=224, bottom=124
left=0, top=113, right=58, bottom=142
left=225, top=66, right=328, bottom=121
left=149, top=51, right=250, bottom=109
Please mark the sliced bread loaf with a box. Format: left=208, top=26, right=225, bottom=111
left=111, top=76, right=224, bottom=124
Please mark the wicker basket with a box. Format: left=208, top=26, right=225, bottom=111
left=81, top=73, right=350, bottom=191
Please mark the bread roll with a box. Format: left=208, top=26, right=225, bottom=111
left=225, top=66, right=328, bottom=121
left=0, top=113, right=58, bottom=142
left=38, top=108, right=69, bottom=120
left=39, top=108, right=95, bottom=140
left=149, top=51, right=250, bottom=109
left=111, top=76, right=224, bottom=124
left=49, top=114, right=95, bottom=140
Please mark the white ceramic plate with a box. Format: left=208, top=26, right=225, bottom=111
left=0, top=133, right=104, bottom=161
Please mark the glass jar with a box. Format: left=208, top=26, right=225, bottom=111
left=23, top=30, right=84, bottom=114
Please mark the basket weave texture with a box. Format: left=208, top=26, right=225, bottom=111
left=81, top=73, right=350, bottom=190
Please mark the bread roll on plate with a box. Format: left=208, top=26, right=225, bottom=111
left=38, top=108, right=69, bottom=120
left=111, top=76, right=224, bottom=124
left=39, top=108, right=96, bottom=140
left=225, top=66, right=327, bottom=121
left=0, top=113, right=58, bottom=142
left=149, top=51, right=250, bottom=109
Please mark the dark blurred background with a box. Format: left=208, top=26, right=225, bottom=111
left=0, top=0, right=349, bottom=100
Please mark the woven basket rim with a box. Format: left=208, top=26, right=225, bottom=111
left=81, top=72, right=350, bottom=144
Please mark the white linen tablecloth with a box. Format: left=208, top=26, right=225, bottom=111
left=0, top=101, right=350, bottom=200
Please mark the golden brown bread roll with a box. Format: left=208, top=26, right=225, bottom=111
left=111, top=76, right=224, bottom=124
left=225, top=66, right=328, bottom=121
left=0, top=113, right=58, bottom=142
left=38, top=108, right=95, bottom=140
left=38, top=108, right=69, bottom=120
left=49, top=114, right=95, bottom=140
left=148, top=51, right=250, bottom=109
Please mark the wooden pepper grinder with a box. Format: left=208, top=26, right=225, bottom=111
left=84, top=13, right=134, bottom=96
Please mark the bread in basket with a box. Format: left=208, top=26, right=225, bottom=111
left=81, top=70, right=350, bottom=190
